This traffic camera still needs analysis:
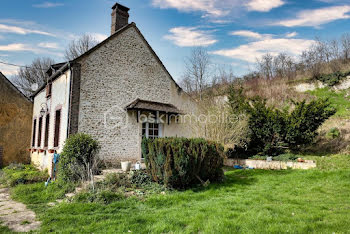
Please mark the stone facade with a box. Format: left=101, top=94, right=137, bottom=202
left=0, top=72, right=33, bottom=167
left=30, top=23, right=198, bottom=170
left=76, top=24, right=198, bottom=165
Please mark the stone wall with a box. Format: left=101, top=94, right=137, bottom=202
left=225, top=158, right=316, bottom=170
left=0, top=73, right=33, bottom=167
left=76, top=24, right=198, bottom=165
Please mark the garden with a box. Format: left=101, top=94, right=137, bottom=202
left=1, top=86, right=349, bottom=233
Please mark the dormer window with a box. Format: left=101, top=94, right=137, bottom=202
left=46, top=83, right=52, bottom=98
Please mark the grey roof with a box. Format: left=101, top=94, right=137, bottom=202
left=125, top=99, right=183, bottom=114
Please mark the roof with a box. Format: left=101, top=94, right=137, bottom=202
left=125, top=99, right=183, bottom=114
left=30, top=62, right=70, bottom=98
left=31, top=22, right=185, bottom=98
left=0, top=72, right=32, bottom=102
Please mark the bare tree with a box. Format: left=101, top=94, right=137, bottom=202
left=341, top=33, right=350, bottom=61
left=64, top=34, right=99, bottom=60
left=12, top=57, right=55, bottom=97
left=180, top=75, right=194, bottom=93
left=257, top=53, right=274, bottom=80
left=184, top=47, right=211, bottom=100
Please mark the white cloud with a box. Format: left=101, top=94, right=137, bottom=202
left=164, top=27, right=217, bottom=47
left=246, top=0, right=285, bottom=12
left=38, top=42, right=60, bottom=49
left=0, top=43, right=40, bottom=53
left=33, top=2, right=64, bottom=8
left=152, top=0, right=230, bottom=17
left=0, top=43, right=63, bottom=57
left=0, top=24, right=55, bottom=36
left=230, top=30, right=272, bottom=39
left=211, top=38, right=315, bottom=63
left=276, top=5, right=350, bottom=27
left=90, top=33, right=108, bottom=42
left=0, top=61, right=18, bottom=76
left=285, top=32, right=298, bottom=38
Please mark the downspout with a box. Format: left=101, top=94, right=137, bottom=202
left=67, top=62, right=72, bottom=138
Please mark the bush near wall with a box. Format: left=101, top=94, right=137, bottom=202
left=142, top=137, right=225, bottom=189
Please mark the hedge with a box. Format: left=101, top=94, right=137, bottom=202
left=142, top=137, right=225, bottom=188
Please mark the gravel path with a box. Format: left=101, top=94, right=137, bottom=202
left=0, top=187, right=41, bottom=232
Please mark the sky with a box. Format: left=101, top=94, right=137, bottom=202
left=0, top=0, right=350, bottom=82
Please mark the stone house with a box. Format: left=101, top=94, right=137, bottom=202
left=30, top=3, right=198, bottom=172
left=0, top=72, right=33, bottom=167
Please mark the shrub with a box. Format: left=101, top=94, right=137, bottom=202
left=316, top=71, right=350, bottom=86
left=58, top=133, right=100, bottom=183
left=0, top=164, right=47, bottom=187
left=142, top=137, right=225, bottom=189
left=228, top=91, right=336, bottom=155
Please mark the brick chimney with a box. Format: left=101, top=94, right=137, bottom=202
left=111, top=3, right=130, bottom=35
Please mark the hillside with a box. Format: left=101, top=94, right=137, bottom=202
left=197, top=71, right=350, bottom=156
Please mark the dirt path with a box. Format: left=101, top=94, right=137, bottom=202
left=0, top=187, right=41, bottom=232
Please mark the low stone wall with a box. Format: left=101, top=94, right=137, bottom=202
left=225, top=158, right=316, bottom=170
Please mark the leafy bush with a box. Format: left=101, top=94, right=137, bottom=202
left=58, top=133, right=100, bottom=183
left=0, top=164, right=47, bottom=187
left=316, top=71, right=350, bottom=86
left=228, top=91, right=336, bottom=155
left=130, top=170, right=152, bottom=187
left=142, top=137, right=225, bottom=189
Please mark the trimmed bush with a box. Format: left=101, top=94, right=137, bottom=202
left=58, top=133, right=100, bottom=183
left=142, top=137, right=224, bottom=189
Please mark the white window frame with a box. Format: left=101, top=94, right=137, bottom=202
left=142, top=122, right=163, bottom=139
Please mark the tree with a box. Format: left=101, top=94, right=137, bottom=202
left=64, top=34, right=99, bottom=60
left=183, top=47, right=211, bottom=100
left=12, top=57, right=55, bottom=97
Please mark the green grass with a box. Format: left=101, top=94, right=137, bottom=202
left=6, top=155, right=350, bottom=233
left=308, top=88, right=350, bottom=117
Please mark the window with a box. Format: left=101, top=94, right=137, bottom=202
left=54, top=109, right=61, bottom=147
left=32, top=119, right=37, bottom=147
left=142, top=122, right=162, bottom=139
left=44, top=114, right=50, bottom=147
left=37, top=117, right=43, bottom=147
left=46, top=83, right=52, bottom=98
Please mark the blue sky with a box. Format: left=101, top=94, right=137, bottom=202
left=0, top=0, right=350, bottom=82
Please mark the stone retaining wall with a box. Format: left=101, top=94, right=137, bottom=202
left=225, top=158, right=316, bottom=170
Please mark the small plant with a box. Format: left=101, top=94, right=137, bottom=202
left=130, top=170, right=152, bottom=187
left=249, top=155, right=267, bottom=160
left=327, top=127, right=341, bottom=139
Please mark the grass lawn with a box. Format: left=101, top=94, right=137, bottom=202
left=4, top=155, right=350, bottom=233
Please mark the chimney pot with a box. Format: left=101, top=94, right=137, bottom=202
left=111, top=3, right=130, bottom=35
